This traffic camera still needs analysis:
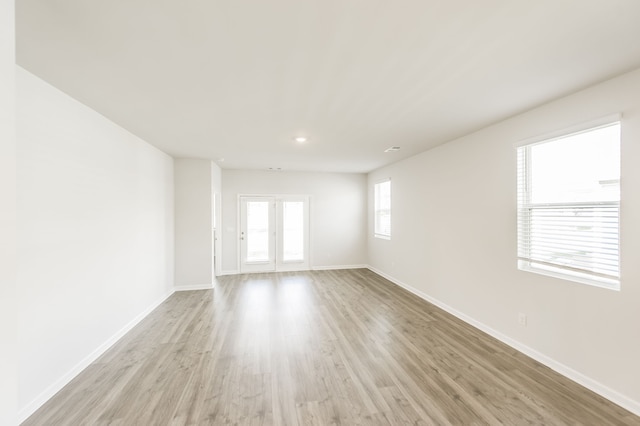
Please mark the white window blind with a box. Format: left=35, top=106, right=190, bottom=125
left=374, top=179, right=391, bottom=238
left=516, top=121, right=620, bottom=289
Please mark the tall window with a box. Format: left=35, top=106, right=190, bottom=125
left=517, top=119, right=620, bottom=289
left=374, top=179, right=391, bottom=239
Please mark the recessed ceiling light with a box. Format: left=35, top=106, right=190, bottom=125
left=384, top=146, right=401, bottom=153
left=294, top=137, right=307, bottom=143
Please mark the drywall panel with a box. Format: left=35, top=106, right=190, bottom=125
left=368, top=68, right=640, bottom=413
left=174, top=159, right=214, bottom=288
left=221, top=170, right=367, bottom=273
left=16, top=68, right=175, bottom=420
left=0, top=0, right=17, bottom=423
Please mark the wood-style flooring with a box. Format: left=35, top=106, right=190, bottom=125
left=23, top=269, right=640, bottom=425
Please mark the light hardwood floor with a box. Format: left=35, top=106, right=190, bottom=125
left=23, top=269, right=639, bottom=425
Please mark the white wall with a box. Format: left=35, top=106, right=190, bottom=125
left=0, top=0, right=17, bottom=423
left=221, top=170, right=367, bottom=273
left=368, top=68, right=640, bottom=414
left=174, top=159, right=221, bottom=289
left=16, top=68, right=175, bottom=421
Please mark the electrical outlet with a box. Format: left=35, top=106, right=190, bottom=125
left=518, top=312, right=527, bottom=327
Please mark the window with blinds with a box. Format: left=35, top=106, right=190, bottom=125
left=516, top=120, right=620, bottom=289
left=374, top=179, right=391, bottom=239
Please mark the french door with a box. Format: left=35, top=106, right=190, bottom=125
left=239, top=196, right=310, bottom=273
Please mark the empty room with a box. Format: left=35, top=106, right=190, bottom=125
left=3, top=0, right=640, bottom=424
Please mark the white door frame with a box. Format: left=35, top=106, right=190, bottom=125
left=238, top=194, right=311, bottom=273
left=276, top=195, right=310, bottom=272
left=239, top=196, right=276, bottom=273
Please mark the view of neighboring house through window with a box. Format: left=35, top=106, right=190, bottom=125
left=516, top=119, right=621, bottom=289
left=374, top=179, right=391, bottom=239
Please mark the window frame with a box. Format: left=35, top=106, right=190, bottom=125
left=516, top=116, right=621, bottom=290
left=374, top=178, right=391, bottom=240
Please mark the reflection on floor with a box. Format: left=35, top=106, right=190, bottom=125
left=23, top=269, right=639, bottom=425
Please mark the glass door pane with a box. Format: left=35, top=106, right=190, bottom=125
left=240, top=195, right=308, bottom=273
left=282, top=201, right=304, bottom=261
left=276, top=196, right=309, bottom=271
left=246, top=201, right=270, bottom=262
left=240, top=197, right=275, bottom=273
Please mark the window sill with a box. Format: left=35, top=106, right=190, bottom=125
left=518, top=260, right=619, bottom=291
left=374, top=234, right=391, bottom=240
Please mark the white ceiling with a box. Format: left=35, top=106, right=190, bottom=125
left=16, top=0, right=640, bottom=173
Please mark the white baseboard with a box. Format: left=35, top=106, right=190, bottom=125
left=216, top=265, right=368, bottom=276
left=366, top=266, right=640, bottom=417
left=311, top=264, right=368, bottom=271
left=174, top=283, right=214, bottom=291
left=17, top=289, right=175, bottom=424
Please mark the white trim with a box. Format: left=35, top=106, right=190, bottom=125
left=374, top=179, right=391, bottom=239
left=215, top=265, right=367, bottom=275
left=516, top=123, right=621, bottom=289
left=366, top=266, right=640, bottom=417
left=174, top=283, right=214, bottom=291
left=232, top=268, right=312, bottom=276
left=271, top=265, right=309, bottom=272
left=374, top=177, right=391, bottom=185
left=217, top=269, right=239, bottom=276
left=238, top=195, right=277, bottom=273
left=518, top=261, right=619, bottom=291
left=276, top=195, right=311, bottom=272
left=513, top=113, right=622, bottom=148
left=238, top=194, right=313, bottom=274
left=311, top=264, right=368, bottom=271
left=17, top=289, right=175, bottom=424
